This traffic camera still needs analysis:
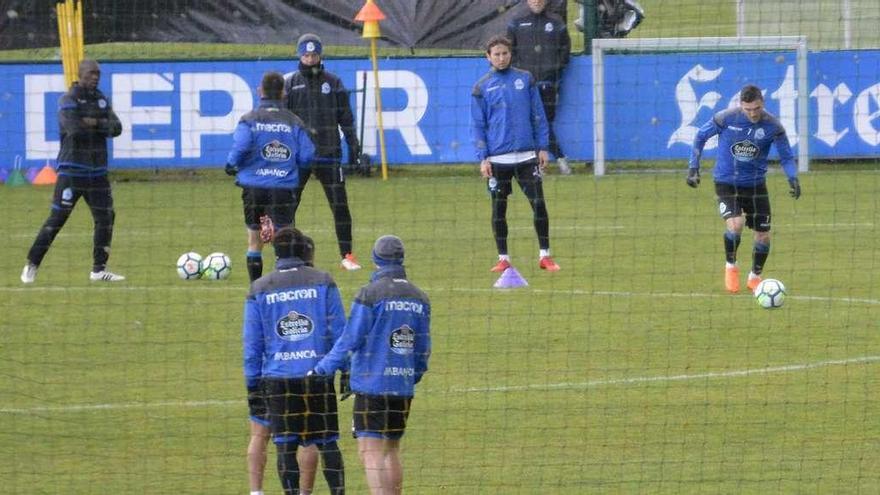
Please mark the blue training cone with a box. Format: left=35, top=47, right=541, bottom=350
left=494, top=267, right=528, bottom=289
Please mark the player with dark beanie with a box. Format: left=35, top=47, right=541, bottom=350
left=243, top=227, right=349, bottom=495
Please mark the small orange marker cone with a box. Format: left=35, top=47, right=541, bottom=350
left=31, top=162, right=58, bottom=185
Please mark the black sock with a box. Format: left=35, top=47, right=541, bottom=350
left=723, top=231, right=741, bottom=264
left=246, top=251, right=263, bottom=282
left=276, top=442, right=300, bottom=495
left=318, top=441, right=345, bottom=494
left=491, top=195, right=509, bottom=255
left=752, top=241, right=770, bottom=275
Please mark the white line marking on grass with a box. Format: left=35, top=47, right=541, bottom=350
left=2, top=355, right=877, bottom=415
left=0, top=399, right=238, bottom=415
left=2, top=285, right=879, bottom=306
left=452, top=355, right=880, bottom=394
left=795, top=223, right=873, bottom=228
left=509, top=225, right=626, bottom=231
left=441, top=287, right=880, bottom=306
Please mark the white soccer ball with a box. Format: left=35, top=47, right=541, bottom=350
left=754, top=278, right=786, bottom=309
left=202, top=252, right=232, bottom=280
left=176, top=252, right=203, bottom=280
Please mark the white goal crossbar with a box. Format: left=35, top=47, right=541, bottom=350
left=591, top=36, right=809, bottom=176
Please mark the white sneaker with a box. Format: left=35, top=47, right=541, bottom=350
left=557, top=157, right=572, bottom=175
left=340, top=253, right=362, bottom=271
left=21, top=263, right=37, bottom=284
left=89, top=270, right=126, bottom=282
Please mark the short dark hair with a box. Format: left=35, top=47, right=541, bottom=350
left=273, top=227, right=313, bottom=264
left=261, top=71, right=285, bottom=100
left=740, top=84, right=764, bottom=103
left=485, top=35, right=512, bottom=54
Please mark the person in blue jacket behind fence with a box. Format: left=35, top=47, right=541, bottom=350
left=311, top=235, right=431, bottom=495
left=226, top=71, right=315, bottom=283
left=471, top=34, right=560, bottom=274
left=243, top=227, right=347, bottom=495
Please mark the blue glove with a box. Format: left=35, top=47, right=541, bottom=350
left=686, top=168, right=700, bottom=188
left=788, top=177, right=801, bottom=199
left=224, top=163, right=238, bottom=176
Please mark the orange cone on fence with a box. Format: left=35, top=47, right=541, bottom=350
left=31, top=162, right=58, bottom=185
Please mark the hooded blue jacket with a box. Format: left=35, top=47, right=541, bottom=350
left=314, top=265, right=431, bottom=397
left=471, top=67, right=549, bottom=162
left=242, top=258, right=346, bottom=388
left=227, top=99, right=315, bottom=189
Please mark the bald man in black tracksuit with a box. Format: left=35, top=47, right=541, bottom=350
left=21, top=60, right=125, bottom=284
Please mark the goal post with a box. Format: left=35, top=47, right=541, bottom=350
left=591, top=36, right=809, bottom=176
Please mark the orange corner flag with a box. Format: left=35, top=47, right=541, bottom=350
left=355, top=1, right=386, bottom=22
left=31, top=163, right=58, bottom=185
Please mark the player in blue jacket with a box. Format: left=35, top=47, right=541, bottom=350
left=687, top=84, right=802, bottom=293
left=226, top=71, right=316, bottom=282
left=242, top=227, right=347, bottom=495
left=471, top=35, right=560, bottom=273
left=312, top=235, right=431, bottom=495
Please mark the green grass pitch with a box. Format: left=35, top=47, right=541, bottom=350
left=1, top=166, right=878, bottom=493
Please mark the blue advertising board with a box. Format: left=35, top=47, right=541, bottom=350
left=1, top=50, right=878, bottom=170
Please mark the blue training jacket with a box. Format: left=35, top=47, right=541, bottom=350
left=242, top=258, right=346, bottom=388
left=314, top=265, right=431, bottom=398
left=471, top=66, right=549, bottom=162
left=227, top=99, right=315, bottom=189
left=689, top=108, right=797, bottom=187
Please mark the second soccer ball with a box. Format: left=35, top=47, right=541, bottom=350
left=754, top=278, right=786, bottom=309
left=202, top=252, right=232, bottom=280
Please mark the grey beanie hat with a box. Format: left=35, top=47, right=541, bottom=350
left=372, top=235, right=405, bottom=264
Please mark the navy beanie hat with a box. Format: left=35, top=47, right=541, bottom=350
left=372, top=235, right=405, bottom=266
left=297, top=33, right=323, bottom=56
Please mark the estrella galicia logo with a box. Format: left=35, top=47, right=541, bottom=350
left=389, top=325, right=415, bottom=355
left=261, top=140, right=292, bottom=162
left=276, top=311, right=314, bottom=341
left=514, top=78, right=525, bottom=90
left=730, top=140, right=759, bottom=161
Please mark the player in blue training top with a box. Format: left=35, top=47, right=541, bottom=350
left=687, top=84, right=802, bottom=293
left=242, top=227, right=348, bottom=495
left=226, top=71, right=315, bottom=283
left=472, top=35, right=560, bottom=274
left=312, top=235, right=431, bottom=495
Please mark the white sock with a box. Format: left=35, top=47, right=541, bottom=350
left=726, top=262, right=737, bottom=269
left=748, top=271, right=760, bottom=279
left=498, top=254, right=510, bottom=261
left=251, top=491, right=265, bottom=495
left=539, top=249, right=550, bottom=258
